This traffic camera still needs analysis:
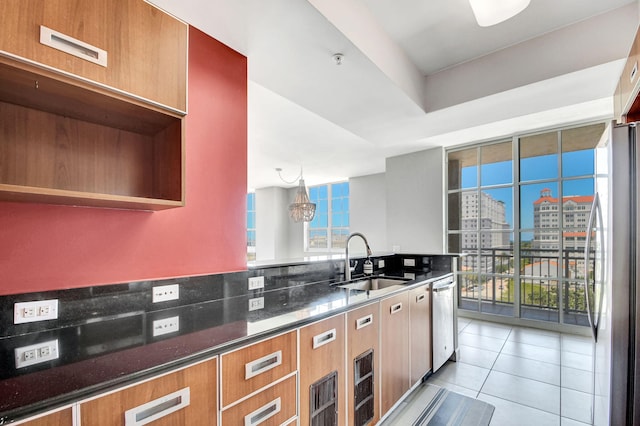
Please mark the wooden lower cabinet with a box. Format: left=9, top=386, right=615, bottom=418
left=221, top=374, right=297, bottom=425
left=16, top=407, right=73, bottom=426
left=346, top=302, right=380, bottom=426
left=299, top=314, right=346, bottom=425
left=380, top=292, right=410, bottom=414
left=79, top=357, right=217, bottom=426
left=409, top=284, right=432, bottom=385
left=220, top=330, right=297, bottom=408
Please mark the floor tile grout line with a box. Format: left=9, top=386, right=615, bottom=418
left=476, top=325, right=512, bottom=399
left=493, top=348, right=562, bottom=367
left=478, top=390, right=562, bottom=418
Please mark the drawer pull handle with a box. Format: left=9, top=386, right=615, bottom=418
left=124, top=387, right=190, bottom=426
left=244, top=397, right=281, bottom=426
left=313, top=328, right=337, bottom=349
left=245, top=350, right=282, bottom=380
left=390, top=303, right=403, bottom=314
left=356, top=314, right=373, bottom=330
left=40, top=25, right=108, bottom=67
left=416, top=294, right=426, bottom=303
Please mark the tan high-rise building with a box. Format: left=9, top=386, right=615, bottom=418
left=533, top=188, right=593, bottom=251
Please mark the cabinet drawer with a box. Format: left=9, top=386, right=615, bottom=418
left=14, top=407, right=73, bottom=426
left=79, top=357, right=217, bottom=426
left=221, top=375, right=297, bottom=426
left=0, top=0, right=187, bottom=112
left=220, top=331, right=297, bottom=408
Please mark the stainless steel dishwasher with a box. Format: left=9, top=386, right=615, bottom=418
left=431, top=275, right=456, bottom=372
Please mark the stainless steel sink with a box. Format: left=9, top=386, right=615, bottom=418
left=336, top=276, right=411, bottom=292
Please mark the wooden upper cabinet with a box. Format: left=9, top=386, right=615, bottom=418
left=0, top=0, right=186, bottom=210
left=0, top=0, right=187, bottom=112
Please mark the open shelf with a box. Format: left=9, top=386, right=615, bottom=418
left=0, top=58, right=184, bottom=211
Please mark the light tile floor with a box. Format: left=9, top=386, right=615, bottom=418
left=384, top=318, right=595, bottom=425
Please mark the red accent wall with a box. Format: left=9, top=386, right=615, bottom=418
left=0, top=26, right=248, bottom=295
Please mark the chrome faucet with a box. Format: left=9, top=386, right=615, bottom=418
left=345, top=232, right=372, bottom=281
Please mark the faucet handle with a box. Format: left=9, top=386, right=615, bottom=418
left=350, top=259, right=358, bottom=272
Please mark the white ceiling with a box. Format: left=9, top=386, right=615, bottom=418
left=149, top=0, right=639, bottom=189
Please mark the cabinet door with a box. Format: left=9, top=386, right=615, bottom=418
left=299, top=314, right=346, bottom=425
left=16, top=407, right=73, bottom=426
left=80, top=357, right=217, bottom=426
left=409, top=284, right=432, bottom=385
left=380, top=292, right=410, bottom=414
left=221, top=375, right=297, bottom=426
left=0, top=0, right=187, bottom=111
left=346, top=302, right=380, bottom=426
left=220, top=330, right=297, bottom=408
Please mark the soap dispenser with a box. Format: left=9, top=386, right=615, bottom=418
left=363, top=258, right=373, bottom=275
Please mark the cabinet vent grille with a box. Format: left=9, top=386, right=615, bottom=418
left=310, top=370, right=338, bottom=426
left=354, top=349, right=374, bottom=426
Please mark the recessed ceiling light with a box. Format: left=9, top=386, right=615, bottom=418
left=469, top=0, right=530, bottom=27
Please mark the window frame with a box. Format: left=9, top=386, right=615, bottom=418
left=446, top=121, right=605, bottom=328
left=304, top=181, right=350, bottom=253
left=247, top=192, right=256, bottom=259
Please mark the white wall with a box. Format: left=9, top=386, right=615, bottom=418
left=385, top=147, right=445, bottom=253
left=286, top=185, right=307, bottom=259
left=349, top=173, right=387, bottom=252
left=256, top=148, right=446, bottom=260
left=255, top=187, right=291, bottom=261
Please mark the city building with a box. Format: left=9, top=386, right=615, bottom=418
left=533, top=188, right=593, bottom=250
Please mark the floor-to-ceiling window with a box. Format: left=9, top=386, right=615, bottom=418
left=306, top=181, right=350, bottom=251
left=247, top=192, right=256, bottom=261
left=447, top=122, right=605, bottom=327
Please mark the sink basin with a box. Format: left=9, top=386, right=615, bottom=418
left=336, top=276, right=411, bottom=292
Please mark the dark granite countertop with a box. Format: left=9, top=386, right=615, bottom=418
left=0, top=256, right=454, bottom=422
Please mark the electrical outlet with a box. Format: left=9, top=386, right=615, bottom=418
left=248, top=276, right=265, bottom=290
left=152, top=316, right=180, bottom=337
left=378, top=259, right=385, bottom=268
left=248, top=297, right=265, bottom=311
left=403, top=258, right=416, bottom=267
left=404, top=272, right=416, bottom=280
left=14, top=300, right=59, bottom=324
left=15, top=339, right=59, bottom=369
left=152, top=284, right=179, bottom=303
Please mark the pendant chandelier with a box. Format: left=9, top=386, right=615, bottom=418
left=277, top=168, right=316, bottom=222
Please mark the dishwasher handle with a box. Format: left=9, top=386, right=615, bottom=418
left=432, top=279, right=455, bottom=293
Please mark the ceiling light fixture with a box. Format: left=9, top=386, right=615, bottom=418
left=276, top=168, right=316, bottom=222
left=468, top=0, right=530, bottom=27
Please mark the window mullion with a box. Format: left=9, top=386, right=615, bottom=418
left=513, top=135, right=521, bottom=318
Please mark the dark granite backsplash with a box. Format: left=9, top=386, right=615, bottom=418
left=0, top=253, right=452, bottom=421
